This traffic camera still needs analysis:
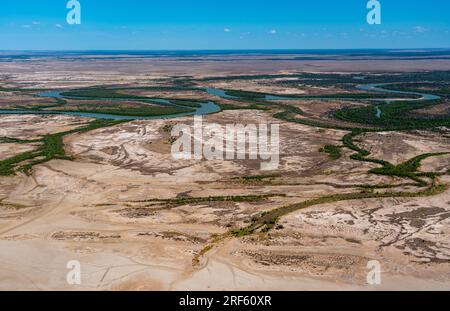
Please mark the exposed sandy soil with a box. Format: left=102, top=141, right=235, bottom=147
left=2, top=58, right=450, bottom=84
left=201, top=80, right=308, bottom=95
left=0, top=114, right=92, bottom=140
left=0, top=93, right=53, bottom=109
left=0, top=143, right=38, bottom=161
left=415, top=100, right=450, bottom=117
left=0, top=109, right=448, bottom=291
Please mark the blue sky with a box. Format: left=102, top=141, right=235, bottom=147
left=0, top=0, right=449, bottom=50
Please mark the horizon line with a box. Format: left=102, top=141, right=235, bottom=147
left=1, top=48, right=450, bottom=53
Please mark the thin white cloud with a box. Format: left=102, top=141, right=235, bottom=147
left=55, top=24, right=63, bottom=28
left=224, top=28, right=231, bottom=33
left=414, top=26, right=429, bottom=33
left=268, top=29, right=277, bottom=35
left=22, top=25, right=31, bottom=28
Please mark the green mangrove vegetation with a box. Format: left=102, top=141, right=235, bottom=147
left=224, top=89, right=421, bottom=100
left=131, top=194, right=285, bottom=207
left=59, top=105, right=194, bottom=117
left=0, top=119, right=127, bottom=176
left=0, top=85, right=203, bottom=117
left=229, top=131, right=449, bottom=236
left=335, top=99, right=450, bottom=130
left=319, top=145, right=342, bottom=160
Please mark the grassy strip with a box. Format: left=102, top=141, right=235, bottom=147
left=233, top=182, right=448, bottom=236
left=297, top=93, right=422, bottom=100
left=0, top=199, right=28, bottom=210
left=168, top=99, right=204, bottom=108
left=225, top=89, right=422, bottom=100
left=383, top=83, right=450, bottom=97
left=233, top=175, right=280, bottom=185
left=0, top=87, right=44, bottom=92
left=0, top=119, right=127, bottom=176
left=60, top=88, right=153, bottom=100
left=224, top=89, right=267, bottom=99
left=0, top=137, right=40, bottom=144
left=131, top=194, right=284, bottom=206
left=30, top=98, right=67, bottom=110
left=56, top=105, right=194, bottom=117
left=218, top=102, right=270, bottom=111
left=119, top=86, right=201, bottom=92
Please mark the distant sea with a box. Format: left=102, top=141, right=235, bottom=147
left=0, top=49, right=449, bottom=62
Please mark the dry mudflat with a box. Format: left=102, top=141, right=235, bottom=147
left=0, top=109, right=448, bottom=290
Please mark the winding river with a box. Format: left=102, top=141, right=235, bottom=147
left=356, top=83, right=440, bottom=118
left=0, top=84, right=441, bottom=120
left=0, top=90, right=221, bottom=120
left=206, top=83, right=441, bottom=119
left=356, top=83, right=440, bottom=101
